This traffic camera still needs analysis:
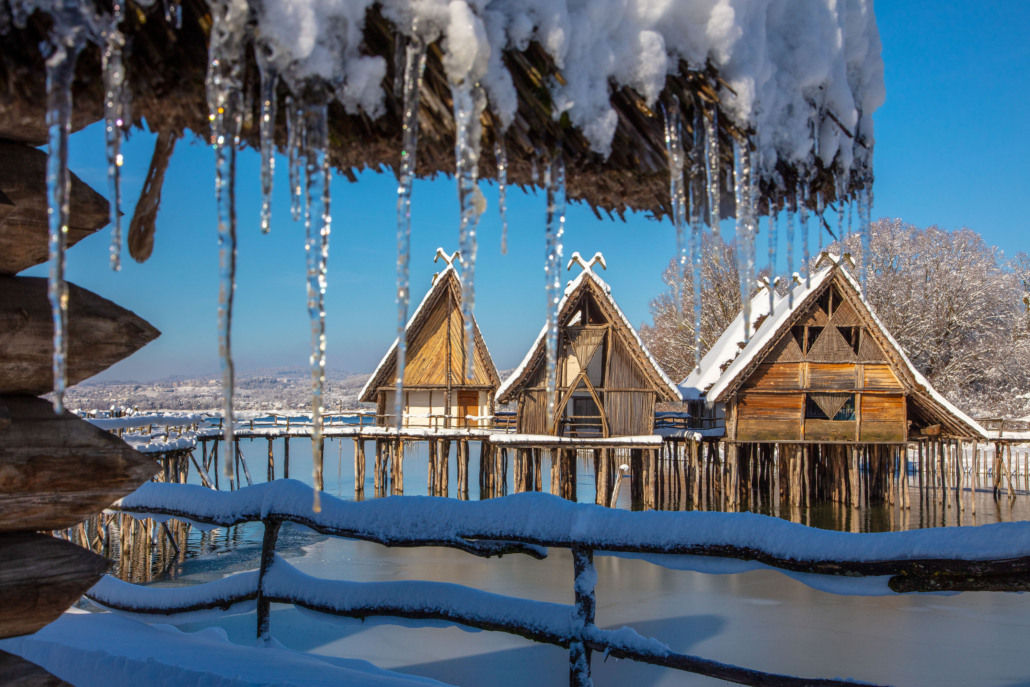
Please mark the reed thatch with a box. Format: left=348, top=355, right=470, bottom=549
left=0, top=0, right=854, bottom=221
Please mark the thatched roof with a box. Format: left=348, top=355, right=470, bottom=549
left=0, top=0, right=867, bottom=221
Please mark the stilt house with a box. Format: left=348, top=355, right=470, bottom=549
left=359, top=250, right=501, bottom=428
left=497, top=253, right=681, bottom=437
left=680, top=253, right=987, bottom=445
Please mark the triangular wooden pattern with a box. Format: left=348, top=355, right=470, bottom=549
left=807, top=324, right=858, bottom=362
left=769, top=334, right=804, bottom=363
left=858, top=330, right=886, bottom=362
left=568, top=327, right=605, bottom=369
left=829, top=299, right=860, bottom=326
left=810, top=391, right=852, bottom=419
left=799, top=306, right=829, bottom=326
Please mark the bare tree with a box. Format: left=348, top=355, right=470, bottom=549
left=640, top=235, right=757, bottom=383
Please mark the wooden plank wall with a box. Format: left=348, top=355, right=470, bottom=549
left=734, top=282, right=911, bottom=442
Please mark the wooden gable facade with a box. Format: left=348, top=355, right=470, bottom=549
left=498, top=270, right=680, bottom=437
left=359, top=267, right=500, bottom=428
left=718, top=263, right=983, bottom=444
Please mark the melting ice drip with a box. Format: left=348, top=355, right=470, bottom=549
left=103, top=0, right=125, bottom=271
left=688, top=103, right=704, bottom=368
left=451, top=80, right=487, bottom=381
left=287, top=96, right=304, bottom=222
left=393, top=36, right=427, bottom=430
left=255, top=39, right=281, bottom=234
left=495, top=139, right=508, bottom=255
left=662, top=99, right=688, bottom=328
left=303, top=102, right=331, bottom=510
left=704, top=103, right=721, bottom=249
left=206, top=0, right=248, bottom=463
left=543, top=153, right=566, bottom=427
left=733, top=139, right=757, bottom=343
left=18, top=0, right=114, bottom=413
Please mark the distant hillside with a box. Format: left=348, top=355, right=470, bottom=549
left=66, top=366, right=519, bottom=413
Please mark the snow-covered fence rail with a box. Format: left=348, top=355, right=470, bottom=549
left=92, top=481, right=1030, bottom=686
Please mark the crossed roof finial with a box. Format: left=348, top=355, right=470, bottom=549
left=566, top=251, right=606, bottom=273
left=434, top=247, right=461, bottom=267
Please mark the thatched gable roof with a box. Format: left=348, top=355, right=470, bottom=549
left=0, top=0, right=875, bottom=221
left=497, top=266, right=680, bottom=405
left=680, top=253, right=987, bottom=440
left=358, top=264, right=500, bottom=403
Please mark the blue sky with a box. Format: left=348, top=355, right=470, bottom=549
left=28, top=0, right=1030, bottom=382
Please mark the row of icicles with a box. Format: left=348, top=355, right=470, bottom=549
left=30, top=1, right=870, bottom=512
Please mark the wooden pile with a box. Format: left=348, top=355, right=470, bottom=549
left=0, top=131, right=161, bottom=681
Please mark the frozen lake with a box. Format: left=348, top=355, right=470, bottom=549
left=91, top=436, right=1030, bottom=685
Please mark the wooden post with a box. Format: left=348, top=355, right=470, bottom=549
left=354, top=439, right=366, bottom=496
left=267, top=438, right=274, bottom=482
left=255, top=519, right=282, bottom=641
left=569, top=546, right=595, bottom=687
left=283, top=437, right=290, bottom=479
left=395, top=440, right=405, bottom=495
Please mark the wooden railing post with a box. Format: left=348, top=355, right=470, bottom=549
left=256, top=519, right=282, bottom=642
left=570, top=545, right=595, bottom=687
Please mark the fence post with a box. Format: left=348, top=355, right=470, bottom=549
left=570, top=545, right=596, bottom=687
left=256, top=519, right=282, bottom=642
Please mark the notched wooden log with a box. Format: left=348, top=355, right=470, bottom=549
left=0, top=142, right=110, bottom=276
left=0, top=649, right=74, bottom=687
left=0, top=395, right=160, bottom=532
left=0, top=276, right=160, bottom=395
left=0, top=533, right=108, bottom=639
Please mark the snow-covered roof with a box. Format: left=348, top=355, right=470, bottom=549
left=359, top=263, right=499, bottom=402
left=680, top=254, right=987, bottom=439
left=497, top=267, right=681, bottom=403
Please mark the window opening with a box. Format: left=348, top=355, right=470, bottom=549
left=837, top=326, right=861, bottom=355
left=806, top=393, right=855, bottom=421
left=806, top=326, right=824, bottom=353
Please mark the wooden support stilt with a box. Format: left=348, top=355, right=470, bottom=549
left=267, top=438, right=274, bottom=482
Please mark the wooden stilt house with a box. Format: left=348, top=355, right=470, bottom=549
left=359, top=250, right=501, bottom=429
left=497, top=253, right=681, bottom=437
left=680, top=253, right=986, bottom=503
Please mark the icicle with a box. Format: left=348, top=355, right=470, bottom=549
left=103, top=0, right=126, bottom=271
left=303, top=100, right=331, bottom=511
left=689, top=103, right=704, bottom=368
left=163, top=0, right=182, bottom=29
left=287, top=96, right=304, bottom=222
left=767, top=211, right=777, bottom=314
left=786, top=203, right=795, bottom=310
left=42, top=5, right=91, bottom=414
left=704, top=104, right=721, bottom=248
left=733, top=138, right=756, bottom=342
left=206, top=0, right=248, bottom=459
left=799, top=178, right=810, bottom=288
left=662, top=100, right=688, bottom=328
left=255, top=42, right=281, bottom=234
left=495, top=139, right=508, bottom=255
left=836, top=173, right=846, bottom=241
left=531, top=154, right=539, bottom=186
left=393, top=36, right=427, bottom=430
left=451, top=80, right=487, bottom=381
left=859, top=180, right=872, bottom=292
left=544, top=151, right=566, bottom=427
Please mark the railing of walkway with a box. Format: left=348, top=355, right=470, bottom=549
left=88, top=481, right=1030, bottom=687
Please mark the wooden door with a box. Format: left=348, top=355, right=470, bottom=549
left=458, top=391, right=479, bottom=428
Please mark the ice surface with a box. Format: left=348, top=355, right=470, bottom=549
left=0, top=612, right=448, bottom=686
